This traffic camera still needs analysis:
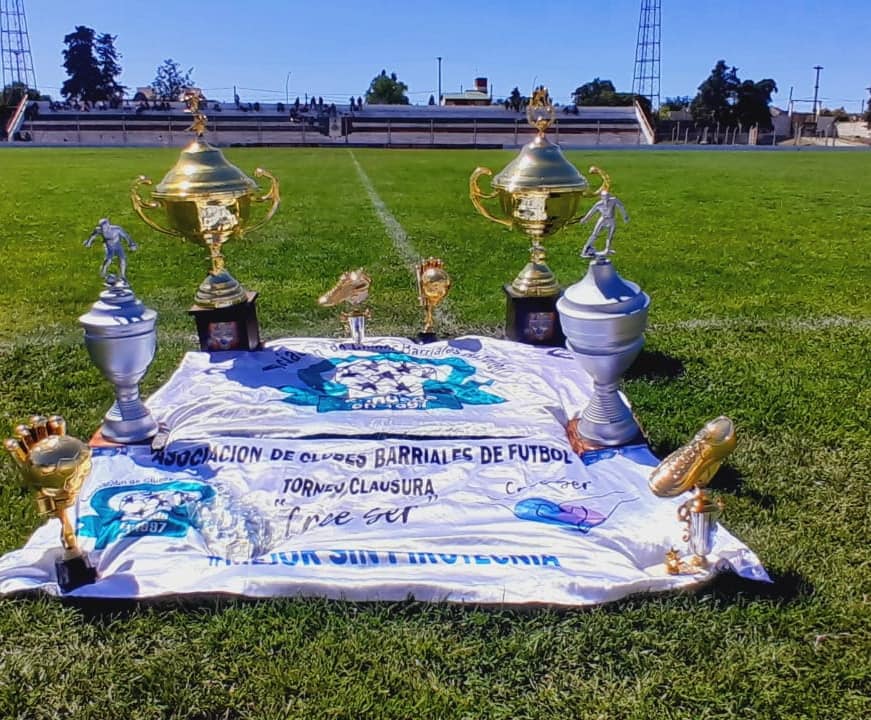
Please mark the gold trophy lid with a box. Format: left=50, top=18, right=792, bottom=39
left=152, top=138, right=258, bottom=199
left=152, top=91, right=258, bottom=199
left=492, top=87, right=588, bottom=193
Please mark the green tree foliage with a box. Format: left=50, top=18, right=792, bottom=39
left=572, top=78, right=634, bottom=106
left=60, top=26, right=122, bottom=102
left=365, top=70, right=409, bottom=105
left=662, top=96, right=692, bottom=111
left=95, top=33, right=125, bottom=100
left=506, top=87, right=528, bottom=111
left=691, top=60, right=777, bottom=129
left=153, top=59, right=194, bottom=101
left=61, top=26, right=101, bottom=102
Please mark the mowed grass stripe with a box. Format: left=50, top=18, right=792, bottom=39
left=349, top=149, right=461, bottom=335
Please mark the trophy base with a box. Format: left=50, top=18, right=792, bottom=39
left=195, top=270, right=248, bottom=309
left=413, top=331, right=439, bottom=345
left=101, top=402, right=159, bottom=444
left=189, top=291, right=262, bottom=352
left=56, top=553, right=98, bottom=593
left=503, top=284, right=565, bottom=347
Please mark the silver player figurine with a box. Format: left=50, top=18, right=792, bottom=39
left=579, top=190, right=628, bottom=258
left=84, top=218, right=138, bottom=286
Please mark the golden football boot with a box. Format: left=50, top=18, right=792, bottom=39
left=648, top=416, right=737, bottom=497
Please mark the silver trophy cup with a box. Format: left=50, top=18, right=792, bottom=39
left=557, top=257, right=650, bottom=446
left=80, top=284, right=158, bottom=443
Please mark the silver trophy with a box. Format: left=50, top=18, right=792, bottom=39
left=79, top=221, right=158, bottom=443
left=556, top=189, right=649, bottom=446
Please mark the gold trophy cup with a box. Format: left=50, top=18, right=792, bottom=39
left=415, top=257, right=452, bottom=342
left=4, top=415, right=98, bottom=592
left=131, top=92, right=280, bottom=351
left=469, top=87, right=608, bottom=345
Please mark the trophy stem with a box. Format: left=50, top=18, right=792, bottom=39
left=102, top=384, right=158, bottom=444
left=55, top=507, right=77, bottom=554
left=578, top=381, right=642, bottom=446
left=511, top=238, right=560, bottom=296
left=208, top=240, right=226, bottom=274
left=347, top=313, right=367, bottom=344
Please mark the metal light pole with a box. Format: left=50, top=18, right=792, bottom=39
left=437, top=56, right=442, bottom=105
left=285, top=72, right=291, bottom=106
left=812, top=65, right=823, bottom=120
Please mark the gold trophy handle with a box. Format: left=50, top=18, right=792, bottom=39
left=469, top=167, right=512, bottom=228
left=245, top=167, right=281, bottom=234
left=585, top=165, right=612, bottom=196
left=130, top=176, right=181, bottom=237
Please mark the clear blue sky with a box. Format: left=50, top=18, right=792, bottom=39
left=19, top=0, right=871, bottom=112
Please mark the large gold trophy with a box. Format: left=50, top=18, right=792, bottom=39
left=131, top=91, right=280, bottom=351
left=470, top=87, right=608, bottom=346
left=4, top=416, right=98, bottom=592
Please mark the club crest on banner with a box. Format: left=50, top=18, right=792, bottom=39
left=279, top=351, right=505, bottom=412
left=78, top=480, right=215, bottom=549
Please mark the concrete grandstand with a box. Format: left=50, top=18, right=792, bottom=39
left=17, top=100, right=649, bottom=148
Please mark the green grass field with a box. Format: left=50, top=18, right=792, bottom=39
left=0, top=147, right=869, bottom=719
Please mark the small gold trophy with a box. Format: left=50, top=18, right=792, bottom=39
left=469, top=87, right=609, bottom=346
left=4, top=415, right=98, bottom=592
left=649, top=417, right=737, bottom=574
left=318, top=268, right=372, bottom=344
left=415, top=257, right=451, bottom=343
left=131, top=90, right=280, bottom=351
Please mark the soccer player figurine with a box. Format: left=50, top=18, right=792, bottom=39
left=579, top=189, right=628, bottom=259
left=84, top=218, right=138, bottom=286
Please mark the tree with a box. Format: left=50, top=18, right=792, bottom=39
left=365, top=70, right=409, bottom=105
left=690, top=60, right=776, bottom=129
left=95, top=33, right=124, bottom=102
left=572, top=78, right=634, bottom=107
left=153, top=59, right=193, bottom=101
left=507, top=87, right=528, bottom=112
left=61, top=26, right=102, bottom=102
left=662, top=96, right=692, bottom=111
left=61, top=26, right=123, bottom=102
left=428, top=94, right=436, bottom=106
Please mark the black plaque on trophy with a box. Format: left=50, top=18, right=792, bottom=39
left=56, top=554, right=98, bottom=593
left=189, top=291, right=262, bottom=352
left=503, top=284, right=565, bottom=347
left=414, top=331, right=439, bottom=345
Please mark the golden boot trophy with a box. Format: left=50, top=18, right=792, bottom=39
left=4, top=415, right=98, bottom=592
left=318, top=268, right=372, bottom=344
left=649, top=416, right=737, bottom=573
left=415, top=257, right=452, bottom=343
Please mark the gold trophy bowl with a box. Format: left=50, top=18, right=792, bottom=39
left=469, top=88, right=601, bottom=296
left=130, top=94, right=280, bottom=309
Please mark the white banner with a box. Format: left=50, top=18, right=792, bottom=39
left=0, top=337, right=768, bottom=604
left=145, top=336, right=594, bottom=443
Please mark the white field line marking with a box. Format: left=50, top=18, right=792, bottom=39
left=349, top=150, right=460, bottom=332
left=2, top=315, right=868, bottom=352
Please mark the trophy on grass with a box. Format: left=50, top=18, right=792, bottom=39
left=4, top=416, right=98, bottom=592
left=556, top=171, right=650, bottom=447
left=319, top=268, right=372, bottom=344
left=80, top=219, right=159, bottom=444
left=469, top=87, right=607, bottom=346
left=649, top=417, right=737, bottom=574
left=415, top=257, right=451, bottom=343
left=130, top=90, right=280, bottom=352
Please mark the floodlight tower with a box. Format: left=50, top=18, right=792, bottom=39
left=0, top=0, right=37, bottom=92
left=632, top=0, right=661, bottom=110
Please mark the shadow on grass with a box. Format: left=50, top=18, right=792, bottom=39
left=626, top=349, right=686, bottom=383
left=711, top=464, right=777, bottom=510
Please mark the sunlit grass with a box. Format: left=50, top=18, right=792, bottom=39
left=0, top=147, right=868, bottom=719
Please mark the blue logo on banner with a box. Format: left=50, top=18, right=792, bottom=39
left=513, top=494, right=636, bottom=534
left=78, top=480, right=215, bottom=549
left=279, top=351, right=504, bottom=412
